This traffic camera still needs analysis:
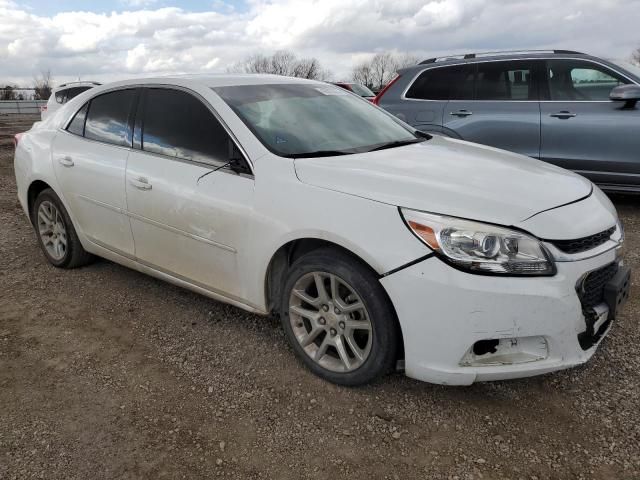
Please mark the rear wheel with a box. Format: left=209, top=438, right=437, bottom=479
left=32, top=189, right=94, bottom=268
left=280, top=248, right=399, bottom=385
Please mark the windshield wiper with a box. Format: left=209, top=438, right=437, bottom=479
left=286, top=150, right=352, bottom=158
left=367, top=138, right=426, bottom=152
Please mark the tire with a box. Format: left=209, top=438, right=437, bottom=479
left=280, top=247, right=399, bottom=386
left=32, top=188, right=94, bottom=268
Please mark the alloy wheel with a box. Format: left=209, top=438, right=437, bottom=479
left=288, top=272, right=373, bottom=372
left=37, top=200, right=68, bottom=261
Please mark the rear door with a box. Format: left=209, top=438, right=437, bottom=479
left=52, top=88, right=137, bottom=256
left=539, top=59, right=640, bottom=188
left=125, top=87, right=254, bottom=299
left=394, top=65, right=474, bottom=133
left=443, top=60, right=543, bottom=158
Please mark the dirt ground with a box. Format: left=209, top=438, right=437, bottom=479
left=1, top=115, right=639, bottom=480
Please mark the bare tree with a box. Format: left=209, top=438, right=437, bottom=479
left=34, top=69, right=53, bottom=100
left=1, top=85, right=17, bottom=101
left=632, top=46, right=640, bottom=66
left=351, top=52, right=420, bottom=91
left=229, top=50, right=331, bottom=80
left=351, top=62, right=374, bottom=90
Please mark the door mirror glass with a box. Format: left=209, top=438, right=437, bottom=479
left=610, top=84, right=640, bottom=108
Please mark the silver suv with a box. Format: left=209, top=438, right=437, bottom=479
left=375, top=50, right=640, bottom=192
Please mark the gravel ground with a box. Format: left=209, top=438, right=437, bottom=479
left=1, top=115, right=639, bottom=480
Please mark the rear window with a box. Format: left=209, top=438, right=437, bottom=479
left=84, top=89, right=136, bottom=147
left=55, top=86, right=93, bottom=104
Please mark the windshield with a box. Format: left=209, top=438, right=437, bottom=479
left=609, top=60, right=640, bottom=80
left=348, top=83, right=375, bottom=97
left=213, top=83, right=420, bottom=157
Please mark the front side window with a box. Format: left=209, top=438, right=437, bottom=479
left=141, top=88, right=231, bottom=164
left=215, top=83, right=421, bottom=157
left=547, top=60, right=629, bottom=101
left=476, top=61, right=535, bottom=101
left=84, top=89, right=135, bottom=147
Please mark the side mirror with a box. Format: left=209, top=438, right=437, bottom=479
left=610, top=84, right=640, bottom=109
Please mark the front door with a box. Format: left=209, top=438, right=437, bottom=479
left=52, top=88, right=137, bottom=256
left=443, top=59, right=543, bottom=158
left=540, top=59, right=640, bottom=188
left=125, top=87, right=254, bottom=300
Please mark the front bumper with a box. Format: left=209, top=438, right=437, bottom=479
left=381, top=248, right=627, bottom=385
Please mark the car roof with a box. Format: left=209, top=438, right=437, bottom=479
left=398, top=50, right=610, bottom=73
left=95, top=74, right=321, bottom=91
left=55, top=81, right=101, bottom=91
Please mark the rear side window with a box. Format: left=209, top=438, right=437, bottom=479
left=67, top=103, right=88, bottom=136
left=405, top=65, right=474, bottom=100
left=547, top=60, right=629, bottom=101
left=141, top=88, right=230, bottom=164
left=476, top=61, right=536, bottom=100
left=85, top=89, right=136, bottom=147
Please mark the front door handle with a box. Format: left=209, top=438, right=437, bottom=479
left=58, top=156, right=74, bottom=167
left=550, top=111, right=577, bottom=119
left=449, top=110, right=473, bottom=117
left=129, top=177, right=152, bottom=191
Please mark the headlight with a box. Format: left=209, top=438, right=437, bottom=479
left=401, top=208, right=555, bottom=276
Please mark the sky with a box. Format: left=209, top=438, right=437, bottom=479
left=1, top=0, right=639, bottom=86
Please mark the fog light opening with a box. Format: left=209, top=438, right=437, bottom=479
left=473, top=339, right=499, bottom=356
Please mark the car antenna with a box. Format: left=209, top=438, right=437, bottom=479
left=196, top=160, right=232, bottom=184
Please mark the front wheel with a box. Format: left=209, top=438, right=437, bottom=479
left=280, top=248, right=400, bottom=386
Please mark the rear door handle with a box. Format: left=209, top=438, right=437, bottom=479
left=449, top=110, right=473, bottom=117
left=129, top=177, right=152, bottom=191
left=550, top=111, right=577, bottom=119
left=58, top=156, right=74, bottom=167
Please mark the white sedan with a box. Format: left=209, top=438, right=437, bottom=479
left=13, top=75, right=630, bottom=386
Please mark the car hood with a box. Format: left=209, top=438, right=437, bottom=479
left=293, top=136, right=593, bottom=227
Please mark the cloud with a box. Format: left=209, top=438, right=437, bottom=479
left=0, top=0, right=638, bottom=86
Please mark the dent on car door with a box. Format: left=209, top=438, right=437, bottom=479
left=51, top=88, right=137, bottom=256
left=443, top=60, right=542, bottom=158
left=540, top=59, right=640, bottom=187
left=125, top=87, right=254, bottom=300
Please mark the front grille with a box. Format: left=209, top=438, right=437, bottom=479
left=578, top=262, right=618, bottom=308
left=551, top=226, right=616, bottom=254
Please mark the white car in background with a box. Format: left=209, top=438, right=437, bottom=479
left=14, top=75, right=630, bottom=386
left=40, top=81, right=100, bottom=120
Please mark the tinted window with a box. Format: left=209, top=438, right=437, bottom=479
left=67, top=103, right=88, bottom=136
left=406, top=65, right=474, bottom=100
left=142, top=88, right=231, bottom=163
left=85, top=89, right=135, bottom=147
left=476, top=61, right=535, bottom=100
left=547, top=60, right=629, bottom=101
left=64, top=86, right=92, bottom=102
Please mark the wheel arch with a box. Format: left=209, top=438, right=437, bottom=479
left=264, top=237, right=405, bottom=362
left=27, top=179, right=53, bottom=225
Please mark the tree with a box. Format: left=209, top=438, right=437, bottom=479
left=34, top=69, right=53, bottom=100
left=229, top=50, right=331, bottom=80
left=632, top=46, right=640, bottom=66
left=1, top=85, right=17, bottom=101
left=350, top=52, right=420, bottom=91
